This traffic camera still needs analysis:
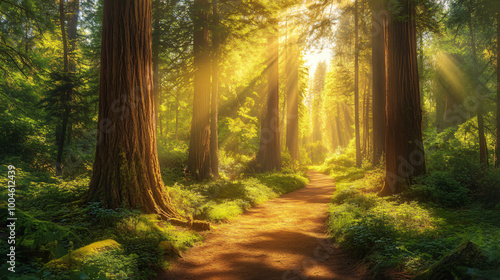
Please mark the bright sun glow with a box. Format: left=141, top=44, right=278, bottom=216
left=304, top=47, right=331, bottom=73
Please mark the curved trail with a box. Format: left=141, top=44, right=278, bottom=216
left=160, top=171, right=365, bottom=280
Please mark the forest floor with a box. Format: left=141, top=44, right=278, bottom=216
left=160, top=171, right=367, bottom=280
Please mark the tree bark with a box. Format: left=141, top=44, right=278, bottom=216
left=257, top=24, right=281, bottom=172
left=86, top=0, right=180, bottom=220
left=354, top=0, right=361, bottom=167
left=188, top=0, right=211, bottom=180
left=286, top=36, right=300, bottom=164
left=153, top=0, right=161, bottom=136
left=372, top=1, right=386, bottom=166
left=381, top=0, right=425, bottom=196
left=210, top=0, right=220, bottom=178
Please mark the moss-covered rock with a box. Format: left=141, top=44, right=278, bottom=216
left=46, top=239, right=122, bottom=269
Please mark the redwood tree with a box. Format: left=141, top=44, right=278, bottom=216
left=257, top=24, right=281, bottom=172
left=354, top=0, right=361, bottom=167
left=371, top=0, right=386, bottom=166
left=188, top=0, right=211, bottom=180
left=86, top=0, right=180, bottom=220
left=286, top=37, right=300, bottom=164
left=380, top=0, right=425, bottom=195
left=210, top=0, right=220, bottom=178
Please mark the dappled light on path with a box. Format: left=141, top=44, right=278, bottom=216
left=161, top=171, right=365, bottom=280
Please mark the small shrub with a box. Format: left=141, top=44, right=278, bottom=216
left=409, top=172, right=470, bottom=208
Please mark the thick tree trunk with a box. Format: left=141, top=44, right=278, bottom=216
left=87, top=0, right=180, bottom=220
left=257, top=26, right=281, bottom=172
left=188, top=0, right=211, bottom=180
left=381, top=0, right=425, bottom=196
left=210, top=0, right=220, bottom=178
left=354, top=0, right=361, bottom=167
left=496, top=13, right=500, bottom=168
left=286, top=37, right=300, bottom=164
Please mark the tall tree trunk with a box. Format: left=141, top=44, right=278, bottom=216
left=381, top=0, right=425, bottom=196
left=336, top=103, right=344, bottom=147
left=210, top=0, right=220, bottom=178
left=466, top=2, right=487, bottom=166
left=152, top=2, right=161, bottom=136
left=372, top=0, right=386, bottom=165
left=286, top=36, right=300, bottom=164
left=354, top=0, right=361, bottom=167
left=188, top=0, right=211, bottom=180
left=496, top=13, right=500, bottom=168
left=257, top=24, right=281, bottom=172
left=363, top=75, right=370, bottom=158
left=86, top=0, right=180, bottom=220
left=56, top=0, right=70, bottom=176
left=59, top=0, right=69, bottom=73
left=67, top=0, right=79, bottom=73
left=175, top=93, right=179, bottom=140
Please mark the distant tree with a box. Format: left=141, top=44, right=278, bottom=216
left=257, top=21, right=281, bottom=172
left=86, top=0, right=180, bottom=220
left=210, top=0, right=220, bottom=178
left=371, top=0, right=386, bottom=166
left=311, top=61, right=327, bottom=143
left=354, top=0, right=361, bottom=167
left=380, top=0, right=425, bottom=196
left=188, top=0, right=211, bottom=180
left=286, top=36, right=300, bottom=164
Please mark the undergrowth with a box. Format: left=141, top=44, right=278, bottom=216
left=168, top=172, right=308, bottom=222
left=324, top=156, right=500, bottom=278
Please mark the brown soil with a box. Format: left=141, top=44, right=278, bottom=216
left=160, top=171, right=367, bottom=280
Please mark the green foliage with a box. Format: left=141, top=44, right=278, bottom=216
left=326, top=167, right=500, bottom=277
left=157, top=139, right=189, bottom=184
left=307, top=141, right=328, bottom=165
left=0, top=113, right=51, bottom=168
left=76, top=250, right=137, bottom=280
left=408, top=172, right=470, bottom=208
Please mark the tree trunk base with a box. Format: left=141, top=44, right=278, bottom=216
left=170, top=218, right=211, bottom=231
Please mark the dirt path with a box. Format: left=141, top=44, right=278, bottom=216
left=160, top=171, right=365, bottom=280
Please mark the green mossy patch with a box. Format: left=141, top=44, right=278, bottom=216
left=46, top=239, right=122, bottom=270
